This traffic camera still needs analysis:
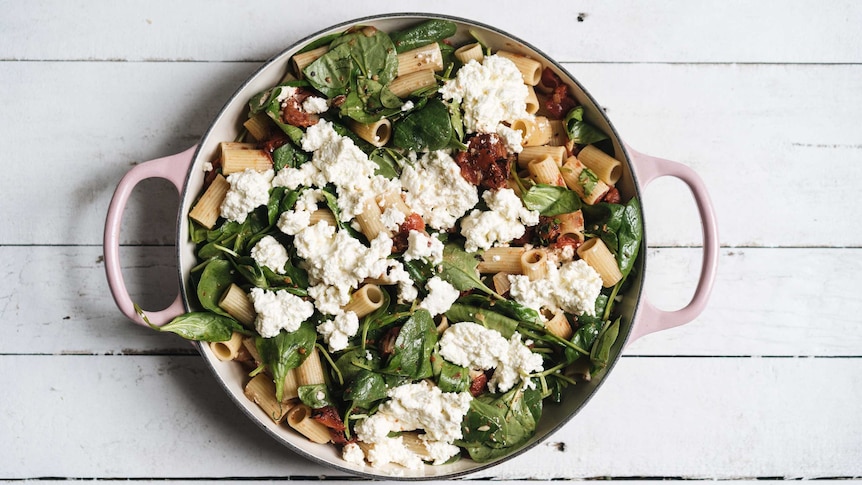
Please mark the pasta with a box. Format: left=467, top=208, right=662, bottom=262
left=162, top=19, right=643, bottom=473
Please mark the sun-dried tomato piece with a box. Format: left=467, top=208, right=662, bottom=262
left=454, top=133, right=512, bottom=190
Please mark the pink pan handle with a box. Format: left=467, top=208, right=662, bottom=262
left=626, top=146, right=719, bottom=343
left=104, top=146, right=196, bottom=327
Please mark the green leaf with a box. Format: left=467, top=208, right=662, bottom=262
left=583, top=197, right=643, bottom=280
left=272, top=142, right=309, bottom=171
left=438, top=359, right=470, bottom=393
left=256, top=321, right=318, bottom=401
left=392, top=98, right=452, bottom=151
left=304, top=30, right=397, bottom=98
left=382, top=309, right=437, bottom=379
left=439, top=244, right=500, bottom=297
left=521, top=184, right=582, bottom=216
left=155, top=312, right=244, bottom=342
left=459, top=386, right=543, bottom=461
left=343, top=369, right=388, bottom=408
left=390, top=19, right=457, bottom=53
left=444, top=304, right=519, bottom=339
left=368, top=147, right=402, bottom=179
left=299, top=383, right=334, bottom=409
left=590, top=317, right=621, bottom=370
left=578, top=168, right=600, bottom=197
left=563, top=106, right=608, bottom=145
left=196, top=259, right=234, bottom=317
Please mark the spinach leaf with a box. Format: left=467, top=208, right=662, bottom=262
left=382, top=309, right=437, bottom=379
left=438, top=359, right=470, bottom=393
left=460, top=386, right=543, bottom=461
left=445, top=304, right=518, bottom=339
left=299, top=383, right=333, bottom=409
left=343, top=369, right=388, bottom=409
left=390, top=19, right=457, bottom=53
left=335, top=348, right=380, bottom=384
left=368, top=147, right=402, bottom=179
left=196, top=259, right=234, bottom=317
left=256, top=321, right=318, bottom=401
left=583, top=197, right=643, bottom=280
left=590, top=317, right=621, bottom=370
left=271, top=141, right=309, bottom=171
left=565, top=315, right=602, bottom=363
left=392, top=98, right=452, bottom=151
left=521, top=184, right=582, bottom=216
left=304, top=30, right=397, bottom=98
left=402, top=258, right=433, bottom=288
left=155, top=312, right=244, bottom=342
left=563, top=105, right=608, bottom=145
left=439, top=244, right=501, bottom=298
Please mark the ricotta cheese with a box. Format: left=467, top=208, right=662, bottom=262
left=439, top=55, right=531, bottom=134
left=403, top=230, right=444, bottom=264
left=459, top=188, right=539, bottom=252
left=248, top=287, right=314, bottom=338
left=508, top=259, right=603, bottom=317
left=342, top=442, right=365, bottom=466
left=301, top=95, right=329, bottom=114
left=380, top=206, right=407, bottom=233
left=220, top=168, right=274, bottom=224
left=276, top=188, right=322, bottom=236
left=317, top=311, right=359, bottom=352
left=438, top=321, right=544, bottom=393
left=250, top=235, right=288, bottom=273
left=400, top=150, right=478, bottom=231
left=418, top=276, right=460, bottom=316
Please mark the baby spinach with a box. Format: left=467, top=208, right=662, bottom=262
left=256, top=321, right=318, bottom=401
left=590, top=317, right=621, bottom=370
left=343, top=369, right=388, bottom=409
left=563, top=105, right=608, bottom=145
left=155, top=312, right=245, bottom=342
left=392, top=98, right=452, bottom=151
left=299, top=383, right=334, bottom=409
left=583, top=197, right=643, bottom=280
left=460, top=385, right=543, bottom=462
left=445, top=304, right=518, bottom=339
left=565, top=316, right=602, bottom=363
left=272, top=142, right=309, bottom=172
left=381, top=309, right=437, bottom=379
left=390, top=19, right=457, bottom=53
left=196, top=259, right=234, bottom=317
left=335, top=348, right=380, bottom=384
left=521, top=184, right=582, bottom=216
left=439, top=244, right=501, bottom=298
left=437, top=359, right=470, bottom=393
left=368, top=147, right=402, bottom=179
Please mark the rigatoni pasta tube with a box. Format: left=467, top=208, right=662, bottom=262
left=376, top=190, right=411, bottom=216
left=543, top=309, right=573, bottom=340
left=389, top=69, right=436, bottom=98
left=350, top=118, right=391, bottom=147
left=218, top=283, right=256, bottom=328
left=221, top=148, right=273, bottom=175
left=209, top=331, right=244, bottom=361
left=189, top=173, right=230, bottom=229
left=525, top=85, right=539, bottom=115
left=287, top=404, right=331, bottom=444
left=528, top=155, right=566, bottom=186
left=577, top=237, right=623, bottom=287
left=577, top=144, right=623, bottom=185
left=518, top=145, right=567, bottom=168
left=477, top=246, right=525, bottom=274
left=493, top=272, right=512, bottom=296
left=511, top=116, right=552, bottom=147
left=557, top=210, right=585, bottom=242
left=356, top=197, right=387, bottom=240
left=454, top=42, right=483, bottom=64
left=396, top=43, right=444, bottom=77
left=243, top=113, right=271, bottom=142
left=244, top=373, right=297, bottom=424
left=546, top=120, right=568, bottom=147
left=282, top=367, right=300, bottom=401
left=342, top=284, right=385, bottom=318
left=560, top=156, right=610, bottom=205
left=309, top=208, right=336, bottom=227
left=292, top=45, right=329, bottom=77
left=296, top=346, right=326, bottom=386
left=520, top=249, right=549, bottom=281
left=496, top=50, right=542, bottom=85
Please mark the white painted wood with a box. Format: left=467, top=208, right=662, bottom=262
left=1, top=355, right=859, bottom=479
left=2, top=0, right=860, bottom=63
left=4, top=246, right=860, bottom=357
left=2, top=63, right=861, bottom=247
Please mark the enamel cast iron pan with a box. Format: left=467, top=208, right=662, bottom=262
left=104, top=13, right=718, bottom=479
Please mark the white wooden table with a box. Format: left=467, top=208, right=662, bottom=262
left=2, top=1, right=860, bottom=481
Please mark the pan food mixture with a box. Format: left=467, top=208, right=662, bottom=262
left=149, top=19, right=642, bottom=471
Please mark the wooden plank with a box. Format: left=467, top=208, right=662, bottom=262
left=2, top=246, right=860, bottom=357
left=1, top=355, right=858, bottom=478
left=1, top=62, right=860, bottom=247
left=1, top=0, right=861, bottom=63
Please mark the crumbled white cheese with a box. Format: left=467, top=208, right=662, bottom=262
left=276, top=189, right=322, bottom=236
left=401, top=100, right=415, bottom=111
left=508, top=259, right=603, bottom=317
left=460, top=188, right=539, bottom=252
left=380, top=206, right=407, bottom=233
left=439, top=55, right=531, bottom=134
left=273, top=121, right=399, bottom=222
left=418, top=276, right=460, bottom=316
left=248, top=287, right=314, bottom=338
left=302, top=95, right=329, bottom=114
left=307, top=283, right=351, bottom=316
left=202, top=161, right=213, bottom=172
left=317, top=311, right=359, bottom=352
left=220, top=168, right=274, bottom=223
left=496, top=123, right=524, bottom=153
left=250, top=235, right=288, bottom=273
left=342, top=442, right=366, bottom=466
left=274, top=85, right=297, bottom=104
left=403, top=230, right=444, bottom=264
left=400, top=150, right=478, bottom=231
left=354, top=381, right=472, bottom=469
left=438, top=321, right=544, bottom=393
